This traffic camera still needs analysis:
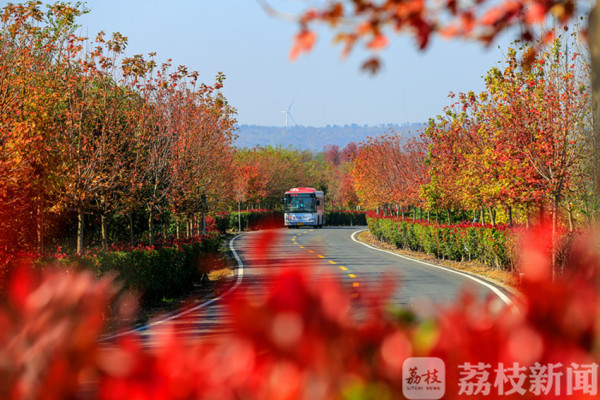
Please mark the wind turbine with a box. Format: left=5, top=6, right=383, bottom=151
left=279, top=99, right=297, bottom=128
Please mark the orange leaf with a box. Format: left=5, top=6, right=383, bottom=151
left=289, top=30, right=316, bottom=61
left=367, top=34, right=389, bottom=50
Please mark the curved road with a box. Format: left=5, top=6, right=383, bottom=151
left=107, top=226, right=513, bottom=344
left=234, top=226, right=513, bottom=315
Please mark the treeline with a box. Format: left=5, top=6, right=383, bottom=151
left=0, top=3, right=237, bottom=255
left=0, top=2, right=369, bottom=257
left=234, top=122, right=424, bottom=149
left=350, top=38, right=593, bottom=233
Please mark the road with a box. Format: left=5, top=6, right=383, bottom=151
left=234, top=226, right=512, bottom=315
left=107, top=226, right=513, bottom=345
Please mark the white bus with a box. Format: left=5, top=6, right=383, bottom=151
left=283, top=187, right=325, bottom=228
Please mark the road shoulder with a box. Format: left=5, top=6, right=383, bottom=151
left=353, top=229, right=519, bottom=296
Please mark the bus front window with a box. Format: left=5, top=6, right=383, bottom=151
left=285, top=197, right=316, bottom=212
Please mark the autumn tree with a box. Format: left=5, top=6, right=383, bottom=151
left=233, top=146, right=326, bottom=209
left=425, top=39, right=591, bottom=232
left=0, top=2, right=87, bottom=254
left=485, top=41, right=590, bottom=234
left=322, top=143, right=359, bottom=210
left=351, top=133, right=428, bottom=213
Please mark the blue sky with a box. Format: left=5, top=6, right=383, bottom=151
left=35, top=1, right=513, bottom=127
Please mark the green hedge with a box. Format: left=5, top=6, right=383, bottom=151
left=215, top=210, right=284, bottom=233
left=368, top=217, right=513, bottom=269
left=325, top=211, right=367, bottom=226
left=67, top=235, right=222, bottom=305
left=214, top=210, right=367, bottom=232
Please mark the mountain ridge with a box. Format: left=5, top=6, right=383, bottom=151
left=234, top=123, right=426, bottom=150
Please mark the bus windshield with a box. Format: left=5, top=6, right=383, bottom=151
left=284, top=196, right=316, bottom=212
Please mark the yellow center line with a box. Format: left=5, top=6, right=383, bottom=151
left=339, top=266, right=347, bottom=271
left=317, top=254, right=324, bottom=258
left=299, top=246, right=304, bottom=249
left=353, top=282, right=359, bottom=287
left=328, top=260, right=336, bottom=264
left=348, top=274, right=356, bottom=278
left=308, top=250, right=314, bottom=253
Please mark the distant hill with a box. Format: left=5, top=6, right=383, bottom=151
left=234, top=123, right=426, bottom=150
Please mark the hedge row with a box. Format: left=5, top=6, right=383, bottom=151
left=214, top=210, right=367, bottom=231
left=215, top=210, right=284, bottom=232
left=66, top=235, right=222, bottom=305
left=367, top=216, right=514, bottom=269
left=325, top=211, right=367, bottom=226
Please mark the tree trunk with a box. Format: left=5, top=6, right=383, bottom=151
left=176, top=215, right=180, bottom=239
left=427, top=210, right=430, bottom=223
left=77, top=204, right=84, bottom=255
left=127, top=212, right=134, bottom=247
left=238, top=201, right=242, bottom=232
left=446, top=209, right=451, bottom=225
left=481, top=207, right=485, bottom=226
left=36, top=198, right=44, bottom=254
left=489, top=207, right=496, bottom=227
left=101, top=213, right=108, bottom=251
left=568, top=206, right=574, bottom=232
left=148, top=209, right=154, bottom=246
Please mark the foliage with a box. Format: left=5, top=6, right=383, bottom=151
left=232, top=146, right=327, bottom=209
left=1, top=225, right=600, bottom=398
left=351, top=133, right=428, bottom=209
left=286, top=0, right=579, bottom=73
left=0, top=2, right=236, bottom=256
left=368, top=214, right=515, bottom=269
left=424, top=39, right=591, bottom=230
left=42, top=232, right=222, bottom=306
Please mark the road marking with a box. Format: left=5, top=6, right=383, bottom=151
left=317, top=254, right=324, bottom=258
left=102, top=232, right=248, bottom=341
left=350, top=229, right=513, bottom=306
left=299, top=246, right=305, bottom=249
left=339, top=266, right=347, bottom=271
left=308, top=250, right=314, bottom=253
left=353, top=282, right=359, bottom=287
left=348, top=274, right=356, bottom=278
left=328, top=260, right=336, bottom=264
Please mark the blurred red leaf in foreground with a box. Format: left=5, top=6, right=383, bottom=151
left=1, top=225, right=599, bottom=399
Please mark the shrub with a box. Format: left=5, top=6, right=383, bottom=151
left=214, top=210, right=284, bottom=232
left=325, top=211, right=367, bottom=226
left=367, top=213, right=515, bottom=269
